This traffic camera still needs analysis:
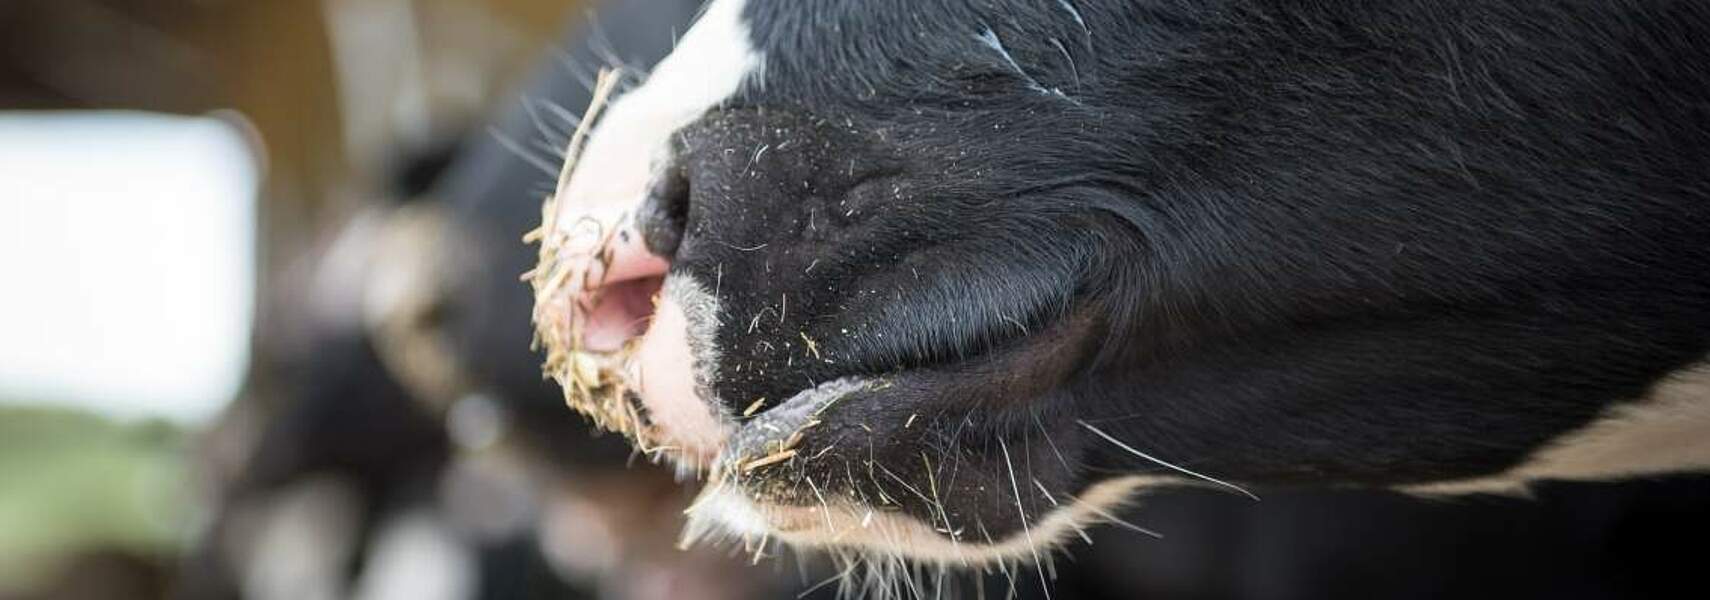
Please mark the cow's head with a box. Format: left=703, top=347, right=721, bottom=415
left=532, top=0, right=1710, bottom=571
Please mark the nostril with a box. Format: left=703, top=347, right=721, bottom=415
left=637, top=155, right=690, bottom=258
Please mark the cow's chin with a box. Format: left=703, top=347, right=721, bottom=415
left=680, top=475, right=1161, bottom=567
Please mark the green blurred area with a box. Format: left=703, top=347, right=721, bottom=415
left=0, top=404, right=191, bottom=592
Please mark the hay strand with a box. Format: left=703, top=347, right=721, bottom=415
left=525, top=68, right=663, bottom=448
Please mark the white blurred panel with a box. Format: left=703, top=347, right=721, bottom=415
left=0, top=111, right=258, bottom=423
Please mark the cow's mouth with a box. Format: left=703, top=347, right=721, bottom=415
left=527, top=185, right=729, bottom=469
left=580, top=274, right=665, bottom=353
left=531, top=184, right=756, bottom=482
left=531, top=224, right=1169, bottom=566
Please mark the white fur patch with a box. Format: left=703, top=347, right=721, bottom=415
left=1403, top=364, right=1710, bottom=495
left=686, top=475, right=1177, bottom=567
left=554, top=0, right=758, bottom=218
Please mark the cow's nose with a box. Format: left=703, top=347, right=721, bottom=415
left=548, top=147, right=726, bottom=468
left=581, top=155, right=687, bottom=352
left=635, top=155, right=690, bottom=259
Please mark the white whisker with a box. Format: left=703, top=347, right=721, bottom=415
left=520, top=96, right=570, bottom=148
left=1080, top=503, right=1163, bottom=539
left=487, top=127, right=557, bottom=177
left=998, top=438, right=1052, bottom=600
left=1077, top=420, right=1260, bottom=501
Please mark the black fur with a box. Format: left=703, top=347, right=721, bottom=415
left=638, top=0, right=1710, bottom=541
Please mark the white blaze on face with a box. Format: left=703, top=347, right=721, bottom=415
left=549, top=0, right=758, bottom=463
left=557, top=0, right=758, bottom=216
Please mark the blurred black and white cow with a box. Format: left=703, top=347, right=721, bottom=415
left=364, top=2, right=832, bottom=599
left=536, top=0, right=1710, bottom=573
left=183, top=4, right=811, bottom=600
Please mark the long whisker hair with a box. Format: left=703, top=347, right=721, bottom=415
left=1077, top=419, right=1259, bottom=501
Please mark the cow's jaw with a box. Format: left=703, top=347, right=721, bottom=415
left=665, top=378, right=1172, bottom=567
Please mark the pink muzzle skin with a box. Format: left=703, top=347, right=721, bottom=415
left=559, top=203, right=729, bottom=468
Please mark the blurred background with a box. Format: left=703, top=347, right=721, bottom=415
left=3, top=1, right=1709, bottom=599
left=0, top=1, right=652, bottom=598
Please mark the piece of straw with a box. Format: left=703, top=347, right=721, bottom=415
left=525, top=69, right=662, bottom=449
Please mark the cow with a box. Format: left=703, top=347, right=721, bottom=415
left=529, top=0, right=1710, bottom=587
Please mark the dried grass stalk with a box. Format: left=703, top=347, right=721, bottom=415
left=524, top=69, right=662, bottom=449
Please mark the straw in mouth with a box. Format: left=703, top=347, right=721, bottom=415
left=522, top=68, right=668, bottom=452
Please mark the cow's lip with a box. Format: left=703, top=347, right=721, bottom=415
left=582, top=275, right=666, bottom=352
left=615, top=278, right=729, bottom=473
left=717, top=378, right=872, bottom=475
